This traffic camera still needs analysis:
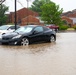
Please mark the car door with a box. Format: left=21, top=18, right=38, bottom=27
left=31, top=26, right=44, bottom=42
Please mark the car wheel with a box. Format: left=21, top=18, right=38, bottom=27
left=50, top=35, right=56, bottom=42
left=21, top=38, right=29, bottom=46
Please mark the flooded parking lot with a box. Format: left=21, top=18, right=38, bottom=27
left=0, top=32, right=76, bottom=75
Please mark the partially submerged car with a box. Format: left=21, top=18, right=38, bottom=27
left=0, top=25, right=20, bottom=35
left=0, top=25, right=56, bottom=45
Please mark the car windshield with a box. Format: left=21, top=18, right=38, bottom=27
left=0, top=25, right=9, bottom=30
left=15, top=26, right=33, bottom=33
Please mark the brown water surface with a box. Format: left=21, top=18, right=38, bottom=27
left=0, top=33, right=76, bottom=75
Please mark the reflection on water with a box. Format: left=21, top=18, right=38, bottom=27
left=0, top=33, right=76, bottom=75
left=0, top=42, right=57, bottom=54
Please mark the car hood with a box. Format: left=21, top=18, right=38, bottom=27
left=2, top=32, right=19, bottom=38
left=0, top=30, right=14, bottom=35
left=0, top=30, right=8, bottom=34
left=2, top=32, right=29, bottom=38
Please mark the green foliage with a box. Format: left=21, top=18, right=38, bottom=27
left=62, top=20, right=67, bottom=25
left=40, top=1, right=63, bottom=25
left=29, top=0, right=44, bottom=15
left=59, top=25, right=69, bottom=30
left=29, top=0, right=51, bottom=15
left=0, top=4, right=8, bottom=25
left=30, top=0, right=63, bottom=27
left=73, top=25, right=76, bottom=30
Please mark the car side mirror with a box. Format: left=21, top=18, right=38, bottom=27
left=33, top=30, right=38, bottom=34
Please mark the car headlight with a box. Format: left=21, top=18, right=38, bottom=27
left=0, top=35, right=2, bottom=39
left=12, top=35, right=21, bottom=39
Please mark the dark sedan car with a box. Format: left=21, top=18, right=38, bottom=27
left=0, top=25, right=56, bottom=45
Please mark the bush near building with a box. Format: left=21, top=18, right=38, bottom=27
left=59, top=25, right=69, bottom=30
left=73, top=25, right=76, bottom=30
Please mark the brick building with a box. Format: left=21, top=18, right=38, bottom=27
left=8, top=8, right=76, bottom=27
left=21, top=15, right=40, bottom=25
left=61, top=16, right=73, bottom=27
left=61, top=9, right=76, bottom=27
left=8, top=8, right=41, bottom=25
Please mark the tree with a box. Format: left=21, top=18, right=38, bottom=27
left=30, top=0, right=50, bottom=15
left=62, top=20, right=68, bottom=25
left=40, top=1, right=63, bottom=25
left=0, top=4, right=8, bottom=25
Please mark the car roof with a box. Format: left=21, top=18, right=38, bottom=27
left=24, top=25, right=42, bottom=27
left=0, top=25, right=12, bottom=27
left=2, top=25, right=19, bottom=26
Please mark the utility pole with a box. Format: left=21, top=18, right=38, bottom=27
left=26, top=0, right=29, bottom=25
left=0, top=0, right=5, bottom=25
left=15, top=0, right=17, bottom=30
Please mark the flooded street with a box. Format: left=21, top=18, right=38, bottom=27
left=0, top=32, right=76, bottom=75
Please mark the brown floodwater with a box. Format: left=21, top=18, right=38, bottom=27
left=0, top=32, right=76, bottom=75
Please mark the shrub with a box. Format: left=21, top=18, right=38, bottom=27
left=73, top=25, right=76, bottom=30
left=59, top=25, right=69, bottom=30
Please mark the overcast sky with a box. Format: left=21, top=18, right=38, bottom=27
left=4, top=0, right=76, bottom=13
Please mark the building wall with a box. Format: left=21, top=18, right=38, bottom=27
left=70, top=18, right=76, bottom=24
left=21, top=15, right=40, bottom=25
left=61, top=16, right=73, bottom=27
left=61, top=10, right=76, bottom=26
left=9, top=8, right=39, bottom=25
left=7, top=8, right=76, bottom=26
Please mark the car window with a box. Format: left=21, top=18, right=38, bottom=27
left=9, top=26, right=15, bottom=29
left=0, top=25, right=9, bottom=30
left=43, top=26, right=50, bottom=31
left=34, top=27, right=43, bottom=32
left=9, top=26, right=20, bottom=30
left=15, top=26, right=33, bottom=33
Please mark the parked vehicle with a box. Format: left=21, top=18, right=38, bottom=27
left=0, top=25, right=20, bottom=35
left=0, top=25, right=56, bottom=45
left=46, top=24, right=59, bottom=32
